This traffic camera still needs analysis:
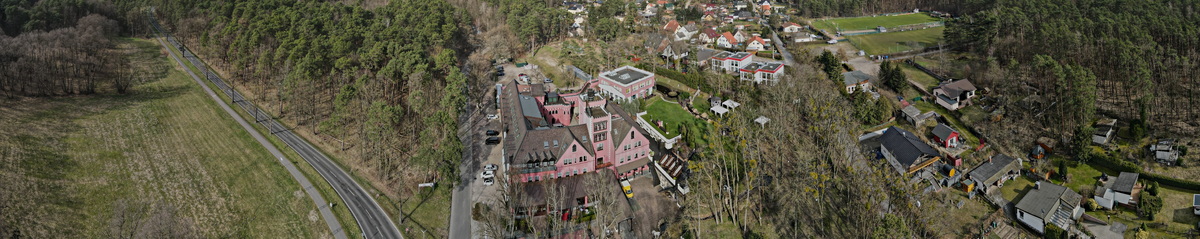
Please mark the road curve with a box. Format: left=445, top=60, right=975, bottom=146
left=147, top=11, right=403, bottom=239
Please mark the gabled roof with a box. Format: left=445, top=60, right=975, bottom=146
left=683, top=22, right=699, bottom=32
left=607, top=103, right=651, bottom=149
left=512, top=127, right=585, bottom=165
left=1111, top=172, right=1139, bottom=194
left=1015, top=182, right=1081, bottom=221
left=880, top=126, right=940, bottom=169
left=663, top=20, right=680, bottom=32
left=749, top=36, right=767, bottom=45
left=702, top=28, right=719, bottom=38
left=901, top=105, right=921, bottom=117
left=783, top=22, right=803, bottom=28
left=720, top=32, right=738, bottom=44
left=968, top=154, right=1020, bottom=187
left=932, top=124, right=958, bottom=141
left=938, top=79, right=977, bottom=97
left=842, top=70, right=874, bottom=86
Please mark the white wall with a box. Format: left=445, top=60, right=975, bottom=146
left=1114, top=192, right=1132, bottom=205
left=1094, top=189, right=1115, bottom=209
left=1016, top=209, right=1046, bottom=234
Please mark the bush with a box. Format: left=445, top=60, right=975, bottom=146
left=1139, top=194, right=1163, bottom=220
left=1146, top=181, right=1159, bottom=196
left=678, top=91, right=692, bottom=100
left=1083, top=198, right=1100, bottom=211
left=1044, top=224, right=1068, bottom=239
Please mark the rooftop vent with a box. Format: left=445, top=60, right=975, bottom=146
left=553, top=140, right=559, bottom=147
left=620, top=74, right=631, bottom=80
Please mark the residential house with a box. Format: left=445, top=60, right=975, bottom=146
left=643, top=33, right=667, bottom=56
left=709, top=51, right=753, bottom=73
left=694, top=48, right=716, bottom=67
left=698, top=28, right=720, bottom=44
left=732, top=0, right=748, bottom=10
left=567, top=5, right=585, bottom=14
left=1193, top=194, right=1199, bottom=215
left=674, top=22, right=699, bottom=41
left=737, top=61, right=784, bottom=83
left=745, top=36, right=767, bottom=51
left=1092, top=119, right=1117, bottom=145
left=1030, top=137, right=1057, bottom=159
left=782, top=22, right=805, bottom=33
left=663, top=19, right=680, bottom=33
left=793, top=33, right=817, bottom=43
left=734, top=29, right=749, bottom=42
left=717, top=31, right=739, bottom=49
left=1015, top=182, right=1084, bottom=234
left=933, top=79, right=977, bottom=110
left=967, top=154, right=1021, bottom=194
left=900, top=105, right=933, bottom=125
left=659, top=41, right=689, bottom=60
left=1094, top=172, right=1141, bottom=210
left=842, top=70, right=873, bottom=93
left=1150, top=139, right=1181, bottom=165
left=931, top=124, right=962, bottom=148
left=879, top=126, right=942, bottom=175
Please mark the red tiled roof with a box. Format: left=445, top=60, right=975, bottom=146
left=749, top=36, right=766, bottom=45
left=721, top=32, right=737, bottom=44
left=663, top=20, right=680, bottom=32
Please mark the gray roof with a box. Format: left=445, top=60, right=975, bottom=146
left=1015, top=182, right=1081, bottom=220
left=932, top=124, right=957, bottom=141
left=968, top=154, right=1019, bottom=186
left=880, top=126, right=939, bottom=169
left=842, top=70, right=874, bottom=86
left=901, top=105, right=921, bottom=117
left=938, top=79, right=976, bottom=98
left=696, top=49, right=716, bottom=61
left=601, top=66, right=654, bottom=85
left=519, top=95, right=545, bottom=121
left=1112, top=172, right=1139, bottom=194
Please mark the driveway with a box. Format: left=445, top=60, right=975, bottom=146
left=1083, top=221, right=1124, bottom=239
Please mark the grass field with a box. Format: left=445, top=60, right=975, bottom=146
left=0, top=38, right=328, bottom=238
left=812, top=13, right=939, bottom=32
left=158, top=37, right=368, bottom=238
left=643, top=97, right=696, bottom=139
left=847, top=27, right=945, bottom=55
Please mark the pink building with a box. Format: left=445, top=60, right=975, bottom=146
left=503, top=77, right=654, bottom=183
left=595, top=66, right=656, bottom=100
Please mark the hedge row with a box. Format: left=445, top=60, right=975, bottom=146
left=1088, top=153, right=1200, bottom=191
left=639, top=63, right=715, bottom=94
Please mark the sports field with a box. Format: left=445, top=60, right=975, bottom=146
left=846, top=27, right=945, bottom=55
left=812, top=13, right=939, bottom=32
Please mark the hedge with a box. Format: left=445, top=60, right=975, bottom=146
left=1088, top=152, right=1200, bottom=191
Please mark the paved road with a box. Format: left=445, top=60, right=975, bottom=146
left=147, top=11, right=402, bottom=239
left=770, top=32, right=797, bottom=66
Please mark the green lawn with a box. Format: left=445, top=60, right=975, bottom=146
left=643, top=97, right=696, bottom=139
left=847, top=27, right=945, bottom=55
left=0, top=38, right=328, bottom=238
left=812, top=13, right=939, bottom=32
left=900, top=63, right=939, bottom=90
left=1049, top=162, right=1106, bottom=193
left=999, top=176, right=1036, bottom=202
left=1086, top=186, right=1200, bottom=238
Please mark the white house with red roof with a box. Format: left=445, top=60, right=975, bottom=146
left=698, top=28, right=720, bottom=44
left=662, top=20, right=680, bottom=33
left=745, top=36, right=768, bottom=51
left=716, top=31, right=739, bottom=49
left=782, top=22, right=805, bottom=33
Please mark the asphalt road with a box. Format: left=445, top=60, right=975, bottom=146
left=771, top=32, right=797, bottom=66
left=148, top=11, right=402, bottom=239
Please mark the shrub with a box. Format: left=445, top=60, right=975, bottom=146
left=1138, top=194, right=1163, bottom=220
left=1146, top=181, right=1159, bottom=196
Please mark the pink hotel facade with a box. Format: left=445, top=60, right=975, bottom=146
left=501, top=66, right=657, bottom=183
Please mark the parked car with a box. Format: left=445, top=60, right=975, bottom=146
left=486, top=114, right=498, bottom=120
left=483, top=177, right=495, bottom=186
left=480, top=170, right=495, bottom=179
left=495, top=71, right=505, bottom=76
left=543, top=78, right=553, bottom=83
left=485, top=136, right=501, bottom=145
left=486, top=130, right=499, bottom=136
left=621, top=180, right=634, bottom=198
left=484, top=164, right=498, bottom=171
